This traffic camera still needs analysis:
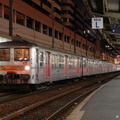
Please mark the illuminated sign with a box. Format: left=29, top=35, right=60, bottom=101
left=92, top=17, right=103, bottom=29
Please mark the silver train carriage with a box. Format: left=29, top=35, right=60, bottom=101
left=0, top=40, right=118, bottom=89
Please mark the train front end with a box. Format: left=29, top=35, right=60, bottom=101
left=0, top=41, right=32, bottom=90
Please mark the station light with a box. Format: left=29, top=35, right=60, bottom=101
left=0, top=36, right=12, bottom=43
left=105, top=45, right=109, bottom=48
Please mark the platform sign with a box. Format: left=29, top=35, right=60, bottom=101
left=112, top=24, right=120, bottom=33
left=92, top=17, right=103, bottom=29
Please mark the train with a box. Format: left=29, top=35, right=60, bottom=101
left=0, top=40, right=119, bottom=90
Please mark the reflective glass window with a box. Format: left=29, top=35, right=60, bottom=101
left=0, top=49, right=10, bottom=61
left=14, top=48, right=29, bottom=61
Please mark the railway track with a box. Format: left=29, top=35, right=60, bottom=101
left=1, top=85, right=99, bottom=120
left=0, top=72, right=119, bottom=120
left=0, top=92, right=13, bottom=97
left=46, top=86, right=99, bottom=120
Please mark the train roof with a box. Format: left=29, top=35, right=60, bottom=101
left=0, top=40, right=116, bottom=64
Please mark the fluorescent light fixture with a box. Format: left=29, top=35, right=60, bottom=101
left=0, top=36, right=12, bottom=43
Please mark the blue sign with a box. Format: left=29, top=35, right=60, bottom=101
left=112, top=24, right=120, bottom=33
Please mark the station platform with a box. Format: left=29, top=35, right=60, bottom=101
left=66, top=76, right=120, bottom=120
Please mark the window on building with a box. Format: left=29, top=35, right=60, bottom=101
left=59, top=32, right=62, bottom=40
left=90, top=47, right=92, bottom=52
left=43, top=24, right=47, bottom=34
left=64, top=35, right=67, bottom=42
left=64, top=35, right=69, bottom=43
left=55, top=30, right=58, bottom=39
left=35, top=20, right=41, bottom=32
left=4, top=6, right=9, bottom=19
left=71, top=39, right=74, bottom=45
left=76, top=41, right=81, bottom=47
left=49, top=27, right=52, bottom=36
left=76, top=41, right=78, bottom=47
left=78, top=42, right=81, bottom=47
left=27, top=16, right=33, bottom=29
left=82, top=44, right=86, bottom=50
left=66, top=36, right=70, bottom=43
left=16, top=12, right=24, bottom=25
left=86, top=45, right=88, bottom=50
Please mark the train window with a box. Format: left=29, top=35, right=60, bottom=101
left=58, top=55, right=64, bottom=68
left=0, top=49, right=10, bottom=61
left=40, top=52, right=44, bottom=67
left=69, top=57, right=74, bottom=68
left=83, top=59, right=86, bottom=67
left=79, top=59, right=82, bottom=67
left=74, top=58, right=78, bottom=67
left=51, top=54, right=58, bottom=67
left=14, top=48, right=29, bottom=61
left=51, top=54, right=54, bottom=67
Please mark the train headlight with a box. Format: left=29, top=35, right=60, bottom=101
left=25, top=66, right=30, bottom=70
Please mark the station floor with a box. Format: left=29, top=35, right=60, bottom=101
left=66, top=75, right=120, bottom=120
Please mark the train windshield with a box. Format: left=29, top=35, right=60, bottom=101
left=14, top=48, right=29, bottom=61
left=0, top=48, right=10, bottom=61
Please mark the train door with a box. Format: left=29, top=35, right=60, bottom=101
left=88, top=59, right=91, bottom=75
left=93, top=60, right=96, bottom=75
left=76, top=57, right=79, bottom=77
left=100, top=62, right=102, bottom=74
left=36, top=49, right=39, bottom=81
left=36, top=49, right=46, bottom=83
left=83, top=58, right=88, bottom=76
left=90, top=59, right=94, bottom=75
left=67, top=56, right=78, bottom=79
left=95, top=60, right=99, bottom=74
left=50, top=53, right=64, bottom=82
left=79, top=57, right=83, bottom=77
left=102, top=62, right=105, bottom=73
left=98, top=61, right=101, bottom=74
left=64, top=55, right=68, bottom=79
left=45, top=51, right=50, bottom=82
left=88, top=59, right=91, bottom=76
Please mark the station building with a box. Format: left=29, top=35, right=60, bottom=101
left=0, top=0, right=118, bottom=63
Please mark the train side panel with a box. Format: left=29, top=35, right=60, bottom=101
left=50, top=52, right=65, bottom=82
left=78, top=57, right=83, bottom=77
left=83, top=58, right=89, bottom=76
left=0, top=41, right=119, bottom=90
left=67, top=55, right=79, bottom=79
